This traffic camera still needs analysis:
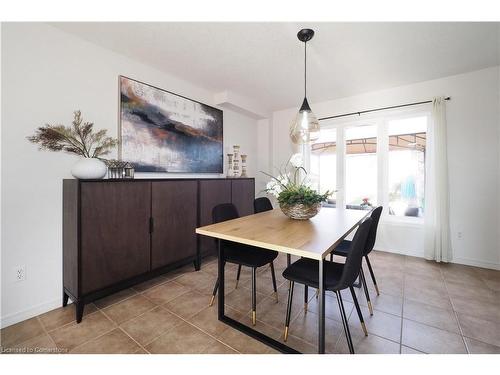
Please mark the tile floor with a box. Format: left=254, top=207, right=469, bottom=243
left=2, top=251, right=500, bottom=354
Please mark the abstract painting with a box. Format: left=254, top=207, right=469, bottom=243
left=119, top=76, right=223, bottom=173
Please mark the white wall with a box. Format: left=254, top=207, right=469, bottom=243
left=0, top=23, right=259, bottom=327
left=270, top=67, right=500, bottom=270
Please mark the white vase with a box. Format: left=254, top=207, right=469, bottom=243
left=71, top=158, right=107, bottom=179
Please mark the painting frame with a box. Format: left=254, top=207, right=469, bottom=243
left=118, top=75, right=224, bottom=174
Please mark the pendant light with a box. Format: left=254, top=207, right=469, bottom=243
left=290, top=28, right=320, bottom=144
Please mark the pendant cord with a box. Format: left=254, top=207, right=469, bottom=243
left=304, top=41, right=307, bottom=98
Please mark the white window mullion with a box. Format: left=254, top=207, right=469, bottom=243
left=336, top=126, right=345, bottom=209
left=377, top=119, right=389, bottom=209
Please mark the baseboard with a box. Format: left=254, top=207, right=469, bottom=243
left=0, top=296, right=61, bottom=329
left=374, top=247, right=424, bottom=258
left=451, top=257, right=500, bottom=271
left=374, top=248, right=500, bottom=270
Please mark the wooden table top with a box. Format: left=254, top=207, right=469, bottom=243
left=196, top=207, right=371, bottom=260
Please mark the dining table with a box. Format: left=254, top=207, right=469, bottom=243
left=195, top=206, right=371, bottom=354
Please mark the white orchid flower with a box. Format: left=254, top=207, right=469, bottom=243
left=289, top=153, right=303, bottom=168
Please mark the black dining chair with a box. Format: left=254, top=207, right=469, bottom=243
left=330, top=206, right=383, bottom=315
left=281, top=218, right=372, bottom=354
left=209, top=203, right=279, bottom=326
left=232, top=196, right=275, bottom=290
left=254, top=196, right=316, bottom=313
left=254, top=197, right=274, bottom=213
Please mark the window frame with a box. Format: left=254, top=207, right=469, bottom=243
left=305, top=106, right=431, bottom=225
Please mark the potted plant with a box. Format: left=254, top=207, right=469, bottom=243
left=27, top=110, right=118, bottom=179
left=263, top=153, right=332, bottom=220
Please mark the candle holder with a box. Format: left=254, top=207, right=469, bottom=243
left=240, top=154, right=248, bottom=177
left=232, top=145, right=240, bottom=177
left=226, top=154, right=234, bottom=177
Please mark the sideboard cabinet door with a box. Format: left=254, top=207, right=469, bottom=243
left=231, top=179, right=255, bottom=217
left=198, top=179, right=232, bottom=255
left=151, top=181, right=198, bottom=269
left=80, top=182, right=151, bottom=294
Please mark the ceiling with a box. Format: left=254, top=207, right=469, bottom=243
left=52, top=22, right=500, bottom=113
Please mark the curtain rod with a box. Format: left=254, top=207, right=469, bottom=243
left=318, top=97, right=451, bottom=121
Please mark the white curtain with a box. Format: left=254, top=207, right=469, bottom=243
left=424, top=97, right=452, bottom=262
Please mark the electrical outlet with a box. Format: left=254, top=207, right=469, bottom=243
left=457, top=231, right=463, bottom=240
left=14, top=265, right=26, bottom=282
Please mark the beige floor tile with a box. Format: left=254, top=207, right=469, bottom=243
left=441, top=265, right=487, bottom=288
left=201, top=341, right=239, bottom=354
left=5, top=333, right=61, bottom=354
left=49, top=311, right=116, bottom=351
left=9, top=253, right=499, bottom=355
left=276, top=281, right=312, bottom=306
left=38, top=303, right=98, bottom=332
left=132, top=275, right=169, bottom=292
left=404, top=285, right=453, bottom=310
left=403, top=299, right=460, bottom=333
left=250, top=296, right=297, bottom=330
left=445, top=280, right=498, bottom=302
left=349, top=306, right=402, bottom=342
left=405, top=255, right=442, bottom=270
left=305, top=291, right=355, bottom=323
left=464, top=337, right=500, bottom=354
left=0, top=317, right=46, bottom=348
left=287, top=310, right=344, bottom=352
left=474, top=267, right=500, bottom=281
left=120, top=306, right=183, bottom=346
left=405, top=273, right=447, bottom=292
left=145, top=322, right=217, bottom=354
left=335, top=327, right=400, bottom=354
left=367, top=275, right=403, bottom=297
left=401, top=345, right=425, bottom=354
left=458, top=313, right=500, bottom=347
left=142, top=281, right=190, bottom=305
left=281, top=334, right=318, bottom=354
left=367, top=251, right=404, bottom=264
left=175, top=270, right=218, bottom=295
left=404, top=262, right=443, bottom=279
left=163, top=290, right=210, bottom=319
left=224, top=286, right=268, bottom=314
left=241, top=271, right=283, bottom=296
left=103, top=294, right=156, bottom=324
left=483, top=278, right=500, bottom=291
left=359, top=291, right=403, bottom=317
left=477, top=269, right=500, bottom=291
left=402, top=319, right=466, bottom=354
left=450, top=294, right=500, bottom=323
left=187, top=305, right=242, bottom=338
left=218, top=325, right=273, bottom=354
left=70, top=328, right=140, bottom=353
left=94, top=289, right=137, bottom=309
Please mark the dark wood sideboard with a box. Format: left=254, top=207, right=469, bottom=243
left=63, top=177, right=255, bottom=323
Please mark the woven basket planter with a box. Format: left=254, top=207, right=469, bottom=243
left=279, top=202, right=322, bottom=220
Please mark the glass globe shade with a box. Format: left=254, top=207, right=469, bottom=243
left=289, top=99, right=320, bottom=144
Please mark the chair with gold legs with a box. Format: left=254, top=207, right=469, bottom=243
left=208, top=203, right=279, bottom=326
left=330, top=206, right=383, bottom=315
left=281, top=218, right=372, bottom=354
left=232, top=196, right=277, bottom=290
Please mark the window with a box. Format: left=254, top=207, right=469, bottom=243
left=345, top=125, right=377, bottom=209
left=307, top=111, right=429, bottom=222
left=387, top=117, right=427, bottom=218
left=310, top=128, right=337, bottom=207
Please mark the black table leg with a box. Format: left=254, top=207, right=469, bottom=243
left=287, top=254, right=291, bottom=266
left=216, top=241, right=299, bottom=354
left=318, top=258, right=325, bottom=354
left=217, top=239, right=225, bottom=320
